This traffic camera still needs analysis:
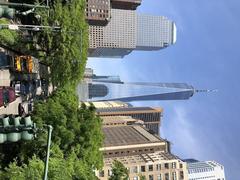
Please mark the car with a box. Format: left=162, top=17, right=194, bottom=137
left=0, top=87, right=16, bottom=108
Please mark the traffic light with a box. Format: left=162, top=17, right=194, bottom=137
left=0, top=6, right=15, bottom=19
left=0, top=115, right=37, bottom=144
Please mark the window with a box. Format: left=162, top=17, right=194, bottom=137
left=165, top=173, right=169, bottom=180
left=157, top=174, right=162, bottom=180
left=172, top=172, right=177, bottom=180
left=99, top=170, right=104, bottom=177
left=164, top=163, right=169, bottom=169
left=148, top=165, right=153, bottom=171
left=156, top=164, right=161, bottom=171
left=172, top=162, right=177, bottom=169
left=131, top=166, right=138, bottom=173
left=149, top=175, right=154, bottom=180
left=141, top=166, right=145, bottom=172
left=108, top=169, right=112, bottom=176
left=133, top=177, right=138, bottom=180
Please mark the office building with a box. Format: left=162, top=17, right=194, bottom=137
left=96, top=107, right=162, bottom=135
left=97, top=151, right=188, bottom=180
left=100, top=123, right=168, bottom=158
left=77, top=81, right=196, bottom=102
left=85, top=0, right=111, bottom=26
left=186, top=160, right=225, bottom=180
left=111, top=0, right=142, bottom=10
left=89, top=9, right=176, bottom=58
left=96, top=121, right=188, bottom=180
left=89, top=9, right=136, bottom=58
left=136, top=14, right=177, bottom=50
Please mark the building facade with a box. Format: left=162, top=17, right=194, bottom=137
left=186, top=160, right=225, bottom=180
left=88, top=9, right=176, bottom=58
left=85, top=0, right=111, bottom=26
left=97, top=107, right=162, bottom=135
left=83, top=101, right=130, bottom=109
left=111, top=0, right=142, bottom=10
left=136, top=14, right=177, bottom=50
left=77, top=81, right=196, bottom=102
left=89, top=9, right=137, bottom=58
left=96, top=121, right=188, bottom=180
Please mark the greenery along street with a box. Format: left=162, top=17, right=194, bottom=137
left=0, top=0, right=103, bottom=179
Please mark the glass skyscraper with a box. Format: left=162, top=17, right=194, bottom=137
left=78, top=80, right=196, bottom=102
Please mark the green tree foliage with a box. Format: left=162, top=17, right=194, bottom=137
left=0, top=18, right=19, bottom=45
left=37, top=0, right=89, bottom=87
left=0, top=86, right=104, bottom=179
left=109, top=160, right=129, bottom=180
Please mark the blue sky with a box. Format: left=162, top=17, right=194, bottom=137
left=87, top=0, right=240, bottom=179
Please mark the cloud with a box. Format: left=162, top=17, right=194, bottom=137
left=161, top=105, right=205, bottom=158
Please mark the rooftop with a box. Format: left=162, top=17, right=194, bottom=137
left=102, top=125, right=163, bottom=147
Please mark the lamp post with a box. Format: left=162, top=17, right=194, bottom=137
left=43, top=125, right=53, bottom=180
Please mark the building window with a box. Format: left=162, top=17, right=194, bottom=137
left=172, top=162, right=176, bottom=169
left=108, top=169, right=112, bottom=176
left=157, top=174, right=162, bottom=180
left=165, top=173, right=169, bottom=180
left=149, top=175, right=154, bottom=180
left=148, top=165, right=153, bottom=171
left=172, top=172, right=177, bottom=180
left=164, top=163, right=169, bottom=169
left=133, top=177, right=138, bottom=180
left=131, top=166, right=138, bottom=173
left=99, top=170, right=104, bottom=177
left=141, top=166, right=145, bottom=172
left=179, top=171, right=184, bottom=179
left=156, top=164, right=161, bottom=171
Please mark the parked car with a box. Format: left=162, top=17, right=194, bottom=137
left=0, top=87, right=16, bottom=108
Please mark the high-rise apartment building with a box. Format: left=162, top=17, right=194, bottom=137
left=85, top=0, right=111, bottom=26
left=96, top=121, right=188, bottom=180
left=186, top=159, right=225, bottom=180
left=88, top=9, right=176, bottom=58
left=96, top=107, right=162, bottom=135
left=111, top=0, right=142, bottom=10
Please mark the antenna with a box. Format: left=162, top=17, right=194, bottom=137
left=195, top=89, right=218, bottom=93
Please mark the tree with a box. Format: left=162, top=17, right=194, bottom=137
left=36, top=0, right=89, bottom=87
left=109, top=160, right=129, bottom=180
left=0, top=18, right=19, bottom=46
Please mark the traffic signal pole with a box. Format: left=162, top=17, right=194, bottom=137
left=43, top=125, right=53, bottom=180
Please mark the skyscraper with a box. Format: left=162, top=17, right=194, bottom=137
left=78, top=81, right=196, bottom=102
left=185, top=160, right=226, bottom=180
left=88, top=9, right=176, bottom=58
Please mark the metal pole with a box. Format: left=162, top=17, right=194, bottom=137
left=43, top=125, right=53, bottom=180
left=0, top=2, right=49, bottom=9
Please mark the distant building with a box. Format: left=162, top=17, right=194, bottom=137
left=83, top=101, right=130, bottom=109
left=186, top=160, right=226, bottom=180
left=111, top=0, right=142, bottom=10
left=96, top=121, right=188, bottom=180
left=89, top=9, right=176, bottom=58
left=77, top=81, right=196, bottom=102
left=96, top=106, right=162, bottom=135
left=85, top=0, right=111, bottom=26
left=89, top=9, right=136, bottom=58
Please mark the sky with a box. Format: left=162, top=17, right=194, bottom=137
left=87, top=0, right=240, bottom=179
